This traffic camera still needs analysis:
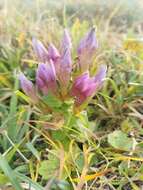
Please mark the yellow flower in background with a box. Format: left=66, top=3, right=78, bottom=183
left=71, top=18, right=89, bottom=44
left=124, top=38, right=143, bottom=71
left=123, top=38, right=143, bottom=53
left=17, top=32, right=26, bottom=47
left=72, top=18, right=81, bottom=34
left=0, top=74, right=12, bottom=88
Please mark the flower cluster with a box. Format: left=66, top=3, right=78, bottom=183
left=19, top=27, right=107, bottom=112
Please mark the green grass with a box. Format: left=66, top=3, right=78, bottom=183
left=0, top=0, right=143, bottom=189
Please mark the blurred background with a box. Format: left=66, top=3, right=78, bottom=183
left=1, top=0, right=143, bottom=43
left=1, top=0, right=143, bottom=68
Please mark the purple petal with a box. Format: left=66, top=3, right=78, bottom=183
left=36, top=61, right=57, bottom=95
left=19, top=73, right=38, bottom=102
left=70, top=73, right=91, bottom=106
left=61, top=48, right=72, bottom=71
left=48, top=43, right=60, bottom=62
left=74, top=72, right=89, bottom=88
left=77, top=27, right=98, bottom=54
left=61, top=29, right=72, bottom=52
left=77, top=27, right=98, bottom=72
left=82, top=83, right=97, bottom=97
left=94, top=65, right=107, bottom=87
left=70, top=70, right=103, bottom=106
left=32, top=38, right=49, bottom=62
left=59, top=48, right=72, bottom=88
left=36, top=63, right=48, bottom=82
left=36, top=77, right=48, bottom=95
left=46, top=60, right=57, bottom=82
left=57, top=29, right=72, bottom=90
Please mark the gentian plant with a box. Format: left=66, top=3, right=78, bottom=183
left=19, top=27, right=107, bottom=130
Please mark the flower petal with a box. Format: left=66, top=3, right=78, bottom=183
left=77, top=27, right=98, bottom=54
left=48, top=43, right=60, bottom=62
left=70, top=69, right=103, bottom=107
left=94, top=65, right=107, bottom=87
left=61, top=29, right=72, bottom=52
left=32, top=38, right=49, bottom=62
left=59, top=48, right=72, bottom=87
left=77, top=27, right=98, bottom=72
left=36, top=61, right=57, bottom=95
left=19, top=73, right=38, bottom=102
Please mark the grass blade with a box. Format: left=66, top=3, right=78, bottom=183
left=0, top=153, right=23, bottom=190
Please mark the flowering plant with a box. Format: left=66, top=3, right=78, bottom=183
left=19, top=27, right=107, bottom=129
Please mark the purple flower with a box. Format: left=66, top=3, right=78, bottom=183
left=70, top=65, right=107, bottom=107
left=19, top=28, right=107, bottom=113
left=48, top=43, right=60, bottom=62
left=19, top=73, right=38, bottom=102
left=36, top=61, right=57, bottom=95
left=61, top=29, right=72, bottom=52
left=58, top=29, right=72, bottom=89
left=94, top=65, right=107, bottom=86
left=48, top=43, right=61, bottom=76
left=77, top=27, right=98, bottom=72
left=32, top=38, right=49, bottom=63
left=59, top=48, right=72, bottom=88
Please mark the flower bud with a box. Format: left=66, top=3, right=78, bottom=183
left=48, top=43, right=60, bottom=62
left=77, top=27, right=98, bottom=72
left=70, top=64, right=106, bottom=107
left=19, top=73, right=38, bottom=102
left=36, top=61, right=57, bottom=95
left=32, top=38, right=49, bottom=63
left=61, top=29, right=72, bottom=52
left=59, top=48, right=72, bottom=88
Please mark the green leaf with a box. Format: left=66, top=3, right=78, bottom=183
left=57, top=180, right=73, bottom=190
left=0, top=173, right=9, bottom=185
left=8, top=76, right=19, bottom=142
left=38, top=152, right=69, bottom=180
left=0, top=154, right=23, bottom=190
left=75, top=153, right=84, bottom=172
left=108, top=130, right=133, bottom=151
left=121, top=119, right=133, bottom=133
left=51, top=130, right=70, bottom=151
left=15, top=90, right=31, bottom=103
left=42, top=92, right=62, bottom=111
left=60, top=100, right=73, bottom=113
left=15, top=172, right=44, bottom=190
left=38, top=154, right=59, bottom=180
left=26, top=142, right=40, bottom=161
left=49, top=180, right=73, bottom=190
